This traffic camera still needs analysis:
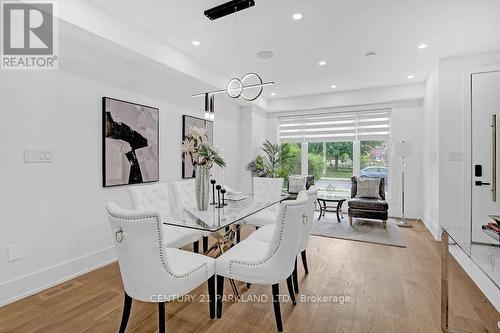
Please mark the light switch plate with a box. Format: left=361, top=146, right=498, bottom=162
left=24, top=149, right=53, bottom=163
left=8, top=244, right=23, bottom=262
left=448, top=152, right=463, bottom=162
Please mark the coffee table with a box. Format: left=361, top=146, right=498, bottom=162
left=317, top=194, right=347, bottom=222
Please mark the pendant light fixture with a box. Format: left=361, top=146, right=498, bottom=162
left=193, top=0, right=275, bottom=104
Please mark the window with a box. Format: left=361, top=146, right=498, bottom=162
left=308, top=142, right=353, bottom=195
left=360, top=140, right=389, bottom=187
left=277, top=110, right=391, bottom=195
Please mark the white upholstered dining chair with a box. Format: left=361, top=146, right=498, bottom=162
left=215, top=191, right=309, bottom=332
left=171, top=179, right=215, bottom=248
left=243, top=177, right=284, bottom=228
left=105, top=202, right=216, bottom=333
left=248, top=186, right=318, bottom=293
left=128, top=183, right=204, bottom=252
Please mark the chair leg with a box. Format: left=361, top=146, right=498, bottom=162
left=119, top=293, right=132, bottom=333
left=203, top=236, right=208, bottom=253
left=293, top=257, right=299, bottom=294
left=349, top=216, right=353, bottom=225
left=193, top=241, right=199, bottom=253
left=158, top=302, right=166, bottom=333
left=272, top=284, right=283, bottom=332
left=383, top=220, right=387, bottom=228
left=208, top=275, right=215, bottom=319
left=236, top=225, right=241, bottom=243
left=301, top=250, right=309, bottom=274
left=216, top=275, right=224, bottom=319
left=286, top=276, right=297, bottom=305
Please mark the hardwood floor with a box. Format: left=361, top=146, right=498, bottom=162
left=0, top=219, right=498, bottom=333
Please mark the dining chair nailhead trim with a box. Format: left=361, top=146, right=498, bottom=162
left=228, top=200, right=306, bottom=277
left=106, top=210, right=209, bottom=280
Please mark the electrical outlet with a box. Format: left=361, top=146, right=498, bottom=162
left=24, top=149, right=53, bottom=163
left=8, top=244, right=23, bottom=262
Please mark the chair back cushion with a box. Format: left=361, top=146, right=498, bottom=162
left=351, top=176, right=385, bottom=200
left=171, top=179, right=196, bottom=217
left=299, top=186, right=318, bottom=252
left=106, top=202, right=173, bottom=302
left=128, top=183, right=173, bottom=220
left=266, top=191, right=309, bottom=278
left=253, top=177, right=284, bottom=214
left=106, top=202, right=214, bottom=302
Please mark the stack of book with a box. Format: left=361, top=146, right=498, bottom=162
left=483, top=215, right=500, bottom=241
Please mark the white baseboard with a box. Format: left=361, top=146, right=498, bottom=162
left=422, top=216, right=441, bottom=240
left=0, top=246, right=117, bottom=306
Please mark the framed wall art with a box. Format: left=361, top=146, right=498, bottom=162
left=102, top=97, right=159, bottom=187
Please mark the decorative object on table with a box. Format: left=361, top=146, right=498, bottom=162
left=327, top=183, right=336, bottom=194
left=182, top=115, right=213, bottom=179
left=393, top=140, right=414, bottom=228
left=210, top=179, right=217, bottom=205
left=192, top=0, right=275, bottom=104
left=216, top=185, right=222, bottom=208
left=221, top=188, right=227, bottom=207
left=224, top=185, right=247, bottom=201
left=102, top=97, right=159, bottom=187
left=482, top=217, right=500, bottom=242
left=348, top=176, right=388, bottom=228
left=247, top=140, right=283, bottom=178
left=182, top=126, right=225, bottom=211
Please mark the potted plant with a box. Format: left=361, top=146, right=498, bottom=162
left=246, top=140, right=283, bottom=178
left=182, top=126, right=225, bottom=210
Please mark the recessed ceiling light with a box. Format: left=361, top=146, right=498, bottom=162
left=318, top=61, right=326, bottom=66
left=257, top=50, right=274, bottom=59
left=407, top=75, right=414, bottom=79
left=418, top=43, right=428, bottom=49
left=292, top=13, right=303, bottom=20
left=331, top=85, right=337, bottom=89
left=365, top=52, right=376, bottom=60
left=270, top=92, right=276, bottom=96
left=192, top=40, right=200, bottom=46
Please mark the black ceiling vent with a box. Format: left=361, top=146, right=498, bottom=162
left=204, top=0, right=255, bottom=20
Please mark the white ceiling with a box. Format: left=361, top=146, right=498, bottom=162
left=86, top=0, right=500, bottom=100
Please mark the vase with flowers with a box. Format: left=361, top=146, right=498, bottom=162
left=182, top=126, right=225, bottom=210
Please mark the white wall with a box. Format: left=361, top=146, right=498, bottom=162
left=238, top=105, right=269, bottom=193
left=0, top=23, right=242, bottom=305
left=422, top=69, right=440, bottom=239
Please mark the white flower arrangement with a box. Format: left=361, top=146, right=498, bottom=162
left=182, top=126, right=225, bottom=169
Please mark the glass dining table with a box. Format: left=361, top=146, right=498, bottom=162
left=163, top=194, right=289, bottom=296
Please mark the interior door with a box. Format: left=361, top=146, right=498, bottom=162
left=471, top=70, right=500, bottom=243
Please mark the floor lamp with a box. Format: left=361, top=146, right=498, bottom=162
left=393, top=141, right=414, bottom=228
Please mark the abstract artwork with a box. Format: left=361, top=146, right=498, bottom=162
left=102, top=97, right=159, bottom=187
left=182, top=115, right=213, bottom=179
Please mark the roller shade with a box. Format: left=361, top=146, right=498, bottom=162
left=278, top=109, right=391, bottom=143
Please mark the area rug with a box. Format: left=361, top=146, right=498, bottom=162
left=310, top=214, right=406, bottom=247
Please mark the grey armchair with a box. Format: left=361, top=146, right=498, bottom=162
left=348, top=176, right=388, bottom=228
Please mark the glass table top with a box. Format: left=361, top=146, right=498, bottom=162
left=163, top=195, right=288, bottom=232
left=316, top=192, right=348, bottom=201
